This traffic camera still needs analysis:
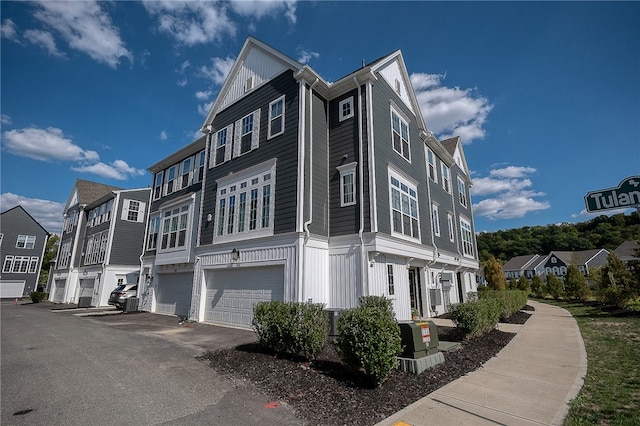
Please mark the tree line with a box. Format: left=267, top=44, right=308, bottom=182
left=476, top=211, right=640, bottom=264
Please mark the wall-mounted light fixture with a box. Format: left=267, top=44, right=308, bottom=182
left=231, top=248, right=240, bottom=262
left=145, top=274, right=153, bottom=285
left=207, top=214, right=213, bottom=222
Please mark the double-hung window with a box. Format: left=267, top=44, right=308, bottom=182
left=122, top=200, right=145, bottom=223
left=214, top=159, right=276, bottom=241
left=457, top=177, right=467, bottom=207
left=391, top=108, right=410, bottom=161
left=195, top=150, right=206, bottom=182
left=16, top=235, right=36, bottom=249
left=426, top=148, right=437, bottom=182
left=57, top=241, right=72, bottom=268
left=337, top=162, right=357, bottom=207
left=161, top=205, right=189, bottom=250
left=165, top=165, right=177, bottom=195
left=432, top=204, right=441, bottom=237
left=387, top=264, right=395, bottom=296
left=268, top=96, right=285, bottom=139
left=147, top=215, right=160, bottom=250
left=441, top=164, right=450, bottom=193
left=213, top=124, right=233, bottom=167
left=180, top=157, right=192, bottom=189
left=447, top=212, right=455, bottom=242
left=339, top=97, right=354, bottom=121
left=460, top=217, right=474, bottom=257
left=153, top=172, right=163, bottom=199
left=234, top=109, right=260, bottom=157
left=389, top=169, right=420, bottom=240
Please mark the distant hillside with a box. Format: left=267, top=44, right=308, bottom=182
left=476, top=212, right=640, bottom=264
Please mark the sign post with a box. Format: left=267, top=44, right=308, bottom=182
left=584, top=176, right=640, bottom=213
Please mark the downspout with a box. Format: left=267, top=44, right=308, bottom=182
left=302, top=77, right=319, bottom=303
left=424, top=141, right=438, bottom=317
left=450, top=177, right=466, bottom=302
left=296, top=79, right=307, bottom=302
left=139, top=186, right=153, bottom=311
left=354, top=77, right=366, bottom=298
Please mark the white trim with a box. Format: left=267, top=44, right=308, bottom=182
left=338, top=96, right=354, bottom=122
left=337, top=162, right=357, bottom=207
left=267, top=95, right=285, bottom=139
left=390, top=105, right=411, bottom=162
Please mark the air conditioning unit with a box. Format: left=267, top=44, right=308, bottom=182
left=429, top=289, right=442, bottom=306
left=123, top=298, right=139, bottom=313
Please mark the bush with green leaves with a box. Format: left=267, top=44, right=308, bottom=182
left=564, top=264, right=590, bottom=301
left=530, top=275, right=546, bottom=298
left=479, top=289, right=528, bottom=320
left=335, top=296, right=402, bottom=387
left=547, top=274, right=565, bottom=299
left=30, top=291, right=48, bottom=303
left=449, top=298, right=501, bottom=338
left=252, top=301, right=328, bottom=360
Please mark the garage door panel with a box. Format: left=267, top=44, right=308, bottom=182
left=204, top=266, right=284, bottom=328
left=155, top=273, right=193, bottom=317
left=53, top=280, right=66, bottom=302
left=79, top=279, right=95, bottom=298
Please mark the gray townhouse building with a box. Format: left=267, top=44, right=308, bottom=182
left=49, top=179, right=150, bottom=306
left=138, top=37, right=480, bottom=327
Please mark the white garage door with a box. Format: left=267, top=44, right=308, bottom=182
left=53, top=280, right=66, bottom=302
left=0, top=281, right=26, bottom=299
left=204, top=265, right=284, bottom=328
left=79, top=279, right=95, bottom=298
left=155, top=273, right=193, bottom=317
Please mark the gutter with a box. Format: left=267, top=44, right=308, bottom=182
left=354, top=76, right=367, bottom=298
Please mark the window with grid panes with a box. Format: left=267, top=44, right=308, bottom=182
left=389, top=171, right=420, bottom=240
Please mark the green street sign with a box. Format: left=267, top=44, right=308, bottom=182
left=584, top=176, right=640, bottom=213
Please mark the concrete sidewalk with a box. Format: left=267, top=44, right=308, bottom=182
left=377, top=300, right=587, bottom=426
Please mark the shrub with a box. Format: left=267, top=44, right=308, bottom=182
left=449, top=298, right=500, bottom=338
left=547, top=274, right=564, bottom=299
left=517, top=275, right=531, bottom=293
left=252, top=301, right=328, bottom=360
left=30, top=291, right=48, bottom=303
left=479, top=289, right=528, bottom=320
left=564, top=264, right=589, bottom=301
left=335, top=296, right=402, bottom=387
left=530, top=275, right=546, bottom=298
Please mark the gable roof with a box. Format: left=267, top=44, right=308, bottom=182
left=550, top=249, right=609, bottom=265
left=503, top=254, right=541, bottom=271
left=440, top=136, right=472, bottom=179
left=613, top=240, right=640, bottom=261
left=0, top=205, right=50, bottom=235
left=65, top=179, right=123, bottom=212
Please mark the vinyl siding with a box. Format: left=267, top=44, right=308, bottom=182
left=200, top=71, right=300, bottom=246
left=307, top=90, right=329, bottom=237
left=110, top=190, right=150, bottom=265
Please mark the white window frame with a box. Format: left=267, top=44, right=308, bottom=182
left=457, top=177, right=467, bottom=207
left=213, top=159, right=276, bottom=243
left=57, top=241, right=72, bottom=269
left=460, top=217, right=474, bottom=258
left=16, top=235, right=36, bottom=249
left=387, top=264, right=395, bottom=296
left=339, top=97, right=354, bottom=122
left=179, top=156, right=193, bottom=190
left=441, top=164, right=450, bottom=193
left=426, top=148, right=437, bottom=182
left=234, top=109, right=261, bottom=157
left=388, top=168, right=420, bottom=241
left=165, top=165, right=177, bottom=195
left=447, top=212, right=455, bottom=242
left=3, top=255, right=13, bottom=273
left=211, top=124, right=233, bottom=168
left=146, top=215, right=160, bottom=250
left=160, top=204, right=190, bottom=252
left=153, top=171, right=164, bottom=200
left=390, top=107, right=411, bottom=161
left=432, top=204, right=441, bottom=237
left=337, top=162, right=357, bottom=207
left=194, top=150, right=206, bottom=183
left=122, top=200, right=146, bottom=223
left=268, top=95, right=285, bottom=139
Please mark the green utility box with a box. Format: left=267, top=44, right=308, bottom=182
left=399, top=320, right=439, bottom=359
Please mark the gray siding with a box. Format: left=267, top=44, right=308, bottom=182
left=308, top=90, right=329, bottom=237
left=200, top=71, right=300, bottom=246
left=110, top=189, right=151, bottom=265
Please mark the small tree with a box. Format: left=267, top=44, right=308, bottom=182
left=564, top=264, right=589, bottom=301
left=598, top=253, right=635, bottom=307
left=484, top=256, right=507, bottom=291
left=517, top=275, right=531, bottom=293
left=530, top=275, right=546, bottom=298
left=547, top=274, right=564, bottom=299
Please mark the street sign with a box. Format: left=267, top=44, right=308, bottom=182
left=584, top=176, right=640, bottom=213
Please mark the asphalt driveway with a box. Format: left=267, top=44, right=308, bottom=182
left=1, top=301, right=301, bottom=426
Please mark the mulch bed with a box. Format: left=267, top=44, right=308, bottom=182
left=199, top=306, right=534, bottom=426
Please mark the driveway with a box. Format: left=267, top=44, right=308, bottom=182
left=1, top=301, right=302, bottom=426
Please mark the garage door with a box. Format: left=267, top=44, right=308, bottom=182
left=79, top=279, right=95, bottom=298
left=53, top=280, right=66, bottom=302
left=155, top=273, right=193, bottom=317
left=0, top=281, right=26, bottom=299
left=204, top=265, right=284, bottom=328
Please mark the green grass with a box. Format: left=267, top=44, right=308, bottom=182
left=539, top=299, right=640, bottom=426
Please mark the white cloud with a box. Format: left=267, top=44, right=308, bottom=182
left=1, top=114, right=11, bottom=126
left=195, top=90, right=213, bottom=101
left=32, top=1, right=132, bottom=68
left=2, top=126, right=99, bottom=162
left=72, top=160, right=146, bottom=180
left=297, top=47, right=319, bottom=64
left=471, top=165, right=550, bottom=220
left=24, top=29, right=64, bottom=57
left=410, top=73, right=492, bottom=144
left=1, top=18, right=18, bottom=40
left=160, top=131, right=168, bottom=141
left=1, top=193, right=65, bottom=233
left=229, top=0, right=297, bottom=24
left=200, top=56, right=235, bottom=86
left=143, top=1, right=236, bottom=46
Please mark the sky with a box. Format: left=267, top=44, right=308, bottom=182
left=1, top=1, right=639, bottom=235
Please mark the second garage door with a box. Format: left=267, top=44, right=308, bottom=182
left=204, top=265, right=284, bottom=328
left=53, top=279, right=66, bottom=302
left=155, top=273, right=193, bottom=317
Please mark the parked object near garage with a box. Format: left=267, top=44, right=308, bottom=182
left=108, top=284, right=138, bottom=309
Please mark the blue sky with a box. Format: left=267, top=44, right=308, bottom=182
left=1, top=1, right=639, bottom=234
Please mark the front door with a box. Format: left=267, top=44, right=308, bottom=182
left=408, top=268, right=423, bottom=317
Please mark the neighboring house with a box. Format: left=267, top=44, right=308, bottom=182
left=139, top=137, right=207, bottom=316
left=0, top=205, right=50, bottom=298
left=49, top=179, right=150, bottom=306
left=138, top=37, right=480, bottom=328
left=541, top=249, right=609, bottom=278
left=503, top=254, right=545, bottom=279
left=612, top=240, right=640, bottom=264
